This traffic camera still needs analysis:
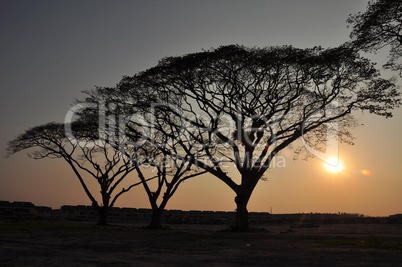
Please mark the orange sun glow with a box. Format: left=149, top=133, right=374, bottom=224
left=323, top=157, right=345, bottom=173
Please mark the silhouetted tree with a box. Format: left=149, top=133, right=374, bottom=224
left=6, top=121, right=145, bottom=225
left=347, top=0, right=402, bottom=76
left=78, top=86, right=207, bottom=229
left=130, top=45, right=399, bottom=231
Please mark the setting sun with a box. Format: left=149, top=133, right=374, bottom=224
left=323, top=157, right=345, bottom=173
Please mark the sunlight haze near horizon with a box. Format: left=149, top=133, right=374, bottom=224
left=1, top=0, right=401, bottom=217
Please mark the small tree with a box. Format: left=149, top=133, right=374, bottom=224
left=6, top=121, right=143, bottom=225
left=80, top=85, right=207, bottom=229
left=347, top=0, right=402, bottom=76
left=132, top=45, right=399, bottom=231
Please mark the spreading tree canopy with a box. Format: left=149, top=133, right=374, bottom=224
left=347, top=0, right=402, bottom=76
left=121, top=44, right=399, bottom=231
left=76, top=87, right=207, bottom=229
left=8, top=44, right=399, bottom=231
left=6, top=121, right=143, bottom=225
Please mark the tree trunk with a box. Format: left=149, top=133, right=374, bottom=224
left=97, top=206, right=109, bottom=226
left=148, top=208, right=164, bottom=229
left=97, top=192, right=110, bottom=226
left=234, top=193, right=251, bottom=232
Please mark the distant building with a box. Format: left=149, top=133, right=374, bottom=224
left=0, top=200, right=399, bottom=225
left=0, top=201, right=37, bottom=216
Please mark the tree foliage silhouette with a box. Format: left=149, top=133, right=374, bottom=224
left=6, top=121, right=145, bottom=225
left=7, top=44, right=399, bottom=231
left=78, top=85, right=207, bottom=229
left=347, top=0, right=402, bottom=76
left=126, top=44, right=399, bottom=231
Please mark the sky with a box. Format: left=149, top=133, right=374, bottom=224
left=1, top=0, right=401, bottom=216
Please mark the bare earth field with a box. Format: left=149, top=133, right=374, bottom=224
left=1, top=221, right=402, bottom=266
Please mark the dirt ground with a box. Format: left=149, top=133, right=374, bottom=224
left=1, top=221, right=402, bottom=266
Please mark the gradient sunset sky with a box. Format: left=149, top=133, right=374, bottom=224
left=1, top=0, right=401, bottom=216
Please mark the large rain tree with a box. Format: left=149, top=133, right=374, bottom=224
left=347, top=0, right=402, bottom=76
left=127, top=44, right=399, bottom=231
left=6, top=121, right=144, bottom=225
